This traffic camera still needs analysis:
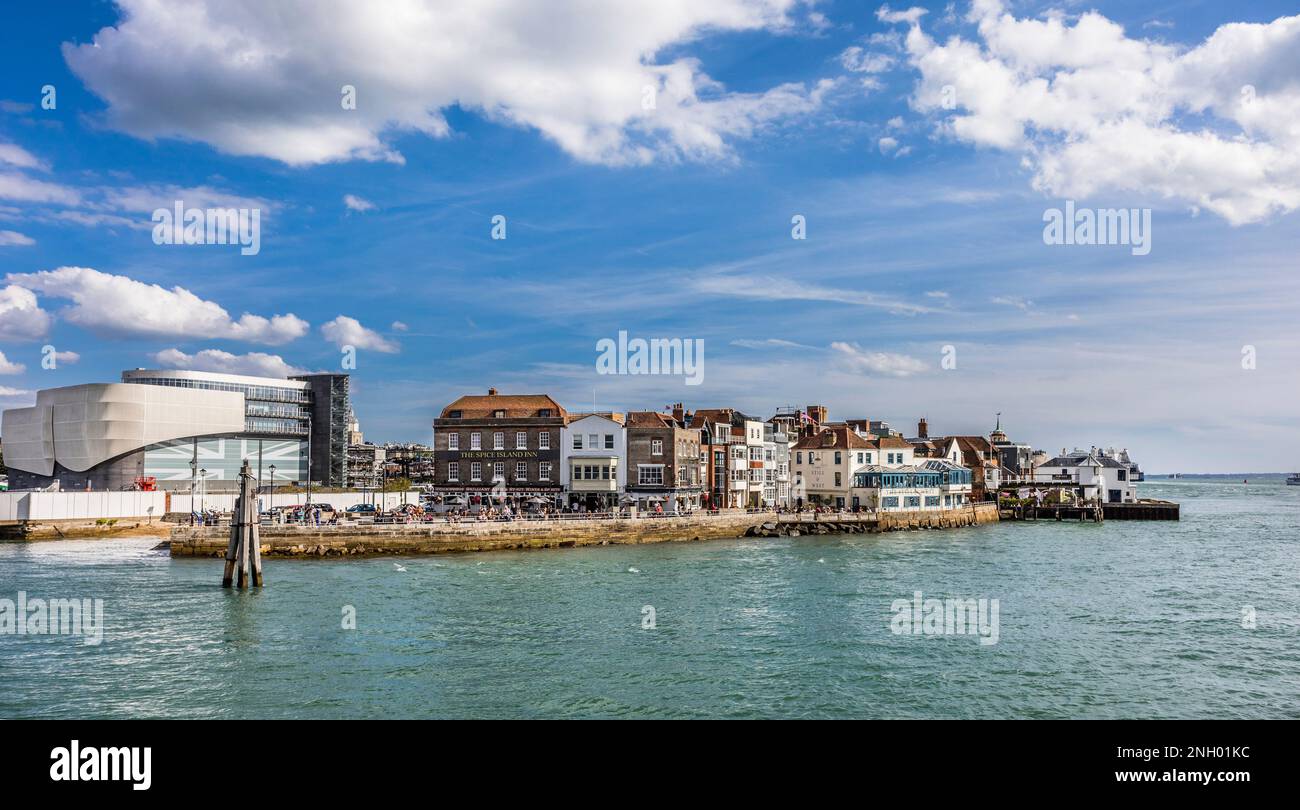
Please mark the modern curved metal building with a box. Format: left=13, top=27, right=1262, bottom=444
left=1, top=369, right=351, bottom=492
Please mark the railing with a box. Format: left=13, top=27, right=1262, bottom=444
left=183, top=507, right=782, bottom=530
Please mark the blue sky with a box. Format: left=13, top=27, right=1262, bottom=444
left=1, top=0, right=1299, bottom=473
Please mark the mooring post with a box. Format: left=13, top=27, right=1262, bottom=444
left=223, top=461, right=265, bottom=588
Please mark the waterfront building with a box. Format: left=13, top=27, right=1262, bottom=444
left=790, top=426, right=875, bottom=508
left=346, top=443, right=386, bottom=489
left=431, top=389, right=566, bottom=507
left=560, top=412, right=626, bottom=511
left=1031, top=448, right=1138, bottom=503
left=1, top=368, right=347, bottom=492
left=625, top=410, right=702, bottom=511
left=290, top=373, right=353, bottom=488
left=690, top=409, right=733, bottom=509
left=989, top=415, right=1035, bottom=480
left=851, top=465, right=945, bottom=511
left=921, top=458, right=974, bottom=507
left=383, top=442, right=435, bottom=483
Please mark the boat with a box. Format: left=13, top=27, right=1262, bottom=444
left=1287, top=473, right=1300, bottom=486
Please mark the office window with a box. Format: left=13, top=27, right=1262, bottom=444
left=652, top=439, right=663, bottom=456
left=539, top=462, right=551, bottom=481
left=470, top=432, right=482, bottom=450
left=573, top=434, right=583, bottom=450
left=471, top=462, right=482, bottom=481
left=604, top=434, right=614, bottom=449
left=516, top=461, right=527, bottom=480
left=493, top=432, right=505, bottom=450
left=516, top=431, right=527, bottom=450
left=539, top=431, right=550, bottom=450
left=448, top=462, right=459, bottom=481
left=448, top=433, right=459, bottom=451
left=493, top=462, right=504, bottom=481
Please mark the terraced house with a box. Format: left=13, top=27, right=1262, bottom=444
left=625, top=410, right=702, bottom=511
left=431, top=389, right=566, bottom=505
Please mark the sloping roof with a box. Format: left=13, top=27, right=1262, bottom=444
left=626, top=411, right=676, bottom=428
left=439, top=392, right=565, bottom=419
left=792, top=426, right=874, bottom=451
left=875, top=436, right=914, bottom=449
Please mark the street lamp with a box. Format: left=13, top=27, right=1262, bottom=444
left=189, top=459, right=197, bottom=525
left=268, top=464, right=276, bottom=516
left=199, top=468, right=207, bottom=520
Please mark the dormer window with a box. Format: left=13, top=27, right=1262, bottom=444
left=539, top=409, right=552, bottom=417
left=493, top=409, right=505, bottom=418
left=448, top=410, right=462, bottom=419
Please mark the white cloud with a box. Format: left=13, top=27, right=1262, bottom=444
left=0, top=172, right=80, bottom=205
left=390, top=320, right=408, bottom=332
left=894, top=2, right=1300, bottom=224
left=50, top=350, right=80, bottom=365
left=320, top=315, right=399, bottom=353
left=152, top=348, right=306, bottom=377
left=343, top=194, right=375, bottom=212
left=991, top=295, right=1033, bottom=311
left=840, top=46, right=895, bottom=73
left=0, top=229, right=35, bottom=246
left=0, top=142, right=46, bottom=171
left=0, top=284, right=52, bottom=341
left=877, top=4, right=928, bottom=25
left=4, top=267, right=308, bottom=344
left=65, top=0, right=831, bottom=167
left=0, top=385, right=34, bottom=402
left=878, top=136, right=899, bottom=154
left=829, top=341, right=928, bottom=376
left=0, top=350, right=25, bottom=374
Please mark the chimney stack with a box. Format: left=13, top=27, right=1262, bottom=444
left=918, top=417, right=928, bottom=439
left=488, top=387, right=498, bottom=396
left=671, top=402, right=685, bottom=422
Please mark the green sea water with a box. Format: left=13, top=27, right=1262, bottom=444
left=2, top=478, right=1298, bottom=719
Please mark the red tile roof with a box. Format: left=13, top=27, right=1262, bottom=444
left=439, top=392, right=566, bottom=419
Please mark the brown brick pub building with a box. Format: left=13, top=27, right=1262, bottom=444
left=431, top=389, right=567, bottom=507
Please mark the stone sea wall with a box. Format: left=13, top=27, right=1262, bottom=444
left=168, top=503, right=1000, bottom=558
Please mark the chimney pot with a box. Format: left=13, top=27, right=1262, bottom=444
left=488, top=388, right=498, bottom=396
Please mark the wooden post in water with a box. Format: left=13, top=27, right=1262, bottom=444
left=222, top=461, right=264, bottom=588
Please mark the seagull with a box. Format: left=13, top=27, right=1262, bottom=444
left=393, top=563, right=407, bottom=572
left=627, top=566, right=640, bottom=573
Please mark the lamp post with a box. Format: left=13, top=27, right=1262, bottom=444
left=189, top=459, right=197, bottom=525
left=268, top=464, right=276, bottom=517
left=199, top=468, right=207, bottom=521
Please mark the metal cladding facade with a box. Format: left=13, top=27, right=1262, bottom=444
left=1, top=383, right=245, bottom=490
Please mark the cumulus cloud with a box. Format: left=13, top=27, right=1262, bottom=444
left=4, top=267, right=308, bottom=344
left=0, top=284, right=52, bottom=341
left=877, top=5, right=927, bottom=25
left=0, top=229, right=35, bottom=246
left=49, top=349, right=80, bottom=365
left=892, top=1, right=1300, bottom=224
left=0, top=350, right=24, bottom=374
left=830, top=341, right=928, bottom=376
left=320, top=315, right=399, bottom=353
left=343, top=194, right=375, bottom=212
left=153, top=348, right=306, bottom=377
left=63, top=0, right=831, bottom=167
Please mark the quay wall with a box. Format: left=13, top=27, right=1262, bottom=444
left=169, top=503, right=1000, bottom=558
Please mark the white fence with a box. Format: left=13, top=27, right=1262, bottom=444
left=0, top=491, right=169, bottom=522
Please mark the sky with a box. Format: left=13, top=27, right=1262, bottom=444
left=1, top=0, right=1298, bottom=474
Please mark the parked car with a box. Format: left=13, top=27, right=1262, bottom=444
left=346, top=503, right=378, bottom=514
